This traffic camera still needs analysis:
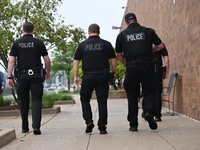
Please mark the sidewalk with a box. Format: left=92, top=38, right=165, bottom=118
left=0, top=94, right=200, bottom=150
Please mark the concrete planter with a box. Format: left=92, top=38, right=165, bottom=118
left=0, top=106, right=61, bottom=117
left=54, top=100, right=76, bottom=105
left=92, top=90, right=127, bottom=99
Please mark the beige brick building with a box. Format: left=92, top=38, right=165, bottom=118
left=121, top=0, right=200, bottom=121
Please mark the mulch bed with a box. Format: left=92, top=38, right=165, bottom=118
left=0, top=105, right=20, bottom=111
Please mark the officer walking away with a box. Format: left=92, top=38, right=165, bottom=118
left=115, top=13, right=164, bottom=131
left=73, top=23, right=116, bottom=134
left=0, top=71, right=6, bottom=98
left=153, top=44, right=170, bottom=121
left=7, top=22, right=51, bottom=135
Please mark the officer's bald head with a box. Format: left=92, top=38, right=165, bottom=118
left=23, top=22, right=34, bottom=33
left=88, top=24, right=100, bottom=34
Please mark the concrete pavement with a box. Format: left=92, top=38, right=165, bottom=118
left=0, top=94, right=200, bottom=150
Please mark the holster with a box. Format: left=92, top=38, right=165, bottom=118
left=109, top=72, right=115, bottom=85
left=41, top=68, right=46, bottom=82
left=14, top=66, right=19, bottom=78
left=162, top=66, right=166, bottom=78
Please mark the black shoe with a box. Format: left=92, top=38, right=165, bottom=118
left=100, top=130, right=107, bottom=134
left=129, top=126, right=138, bottom=131
left=33, top=128, right=41, bottom=135
left=22, top=128, right=29, bottom=133
left=85, top=123, right=94, bottom=133
left=145, top=113, right=158, bottom=130
left=155, top=116, right=162, bottom=122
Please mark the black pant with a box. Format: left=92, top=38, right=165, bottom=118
left=124, top=63, right=156, bottom=127
left=80, top=73, right=109, bottom=131
left=154, top=71, right=163, bottom=117
left=17, top=73, right=43, bottom=130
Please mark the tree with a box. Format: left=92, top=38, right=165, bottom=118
left=51, top=26, right=86, bottom=90
left=0, top=0, right=85, bottom=102
left=115, top=60, right=126, bottom=89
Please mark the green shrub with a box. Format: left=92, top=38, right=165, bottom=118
left=30, top=93, right=73, bottom=108
left=60, top=94, right=73, bottom=100
left=70, top=89, right=80, bottom=93
left=1, top=93, right=73, bottom=108
left=0, top=96, right=13, bottom=106
left=58, top=90, right=70, bottom=94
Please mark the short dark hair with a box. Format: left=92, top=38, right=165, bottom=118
left=88, top=24, right=100, bottom=33
left=23, top=22, right=34, bottom=33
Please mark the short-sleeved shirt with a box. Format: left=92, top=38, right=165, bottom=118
left=10, top=34, right=48, bottom=70
left=153, top=46, right=168, bottom=68
left=116, top=23, right=162, bottom=61
left=74, top=36, right=116, bottom=71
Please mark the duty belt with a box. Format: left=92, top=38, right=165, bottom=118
left=19, top=69, right=40, bottom=75
left=83, top=70, right=105, bottom=74
left=126, top=59, right=152, bottom=64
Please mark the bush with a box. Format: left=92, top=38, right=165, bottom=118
left=70, top=89, right=80, bottom=93
left=58, top=89, right=80, bottom=94
left=0, top=96, right=13, bottom=107
left=60, top=95, right=73, bottom=100
left=1, top=93, right=73, bottom=109
left=58, top=90, right=70, bottom=94
left=30, top=93, right=73, bottom=108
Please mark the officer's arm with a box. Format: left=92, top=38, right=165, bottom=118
left=110, top=58, right=117, bottom=73
left=7, top=56, right=15, bottom=77
left=163, top=55, right=170, bottom=79
left=7, top=56, right=16, bottom=89
left=73, top=60, right=80, bottom=86
left=116, top=53, right=124, bottom=65
left=152, top=43, right=164, bottom=52
left=43, top=55, right=51, bottom=80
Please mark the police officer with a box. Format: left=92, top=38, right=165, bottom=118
left=7, top=22, right=51, bottom=135
left=115, top=13, right=164, bottom=131
left=73, top=23, right=116, bottom=134
left=153, top=45, right=170, bottom=121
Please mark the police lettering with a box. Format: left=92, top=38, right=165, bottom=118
left=125, top=32, right=145, bottom=42
left=18, top=42, right=34, bottom=48
left=84, top=43, right=103, bottom=51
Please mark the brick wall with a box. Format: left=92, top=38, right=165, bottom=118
left=122, top=0, right=200, bottom=120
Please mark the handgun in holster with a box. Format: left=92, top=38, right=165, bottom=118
left=40, top=64, right=46, bottom=82
left=14, top=66, right=19, bottom=78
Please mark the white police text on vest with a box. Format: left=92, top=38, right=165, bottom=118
left=125, top=32, right=145, bottom=42
left=18, top=42, right=34, bottom=48
left=84, top=43, right=103, bottom=51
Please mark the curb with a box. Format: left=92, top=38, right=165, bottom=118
left=54, top=100, right=76, bottom=105
left=0, top=106, right=61, bottom=148
left=0, top=128, right=16, bottom=149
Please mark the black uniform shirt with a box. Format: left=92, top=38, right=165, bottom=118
left=74, top=36, right=116, bottom=71
left=116, top=23, right=162, bottom=60
left=153, top=46, right=168, bottom=68
left=10, top=34, right=48, bottom=69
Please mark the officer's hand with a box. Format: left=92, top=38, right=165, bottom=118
left=163, top=73, right=168, bottom=79
left=45, top=72, right=50, bottom=80
left=74, top=77, right=80, bottom=87
left=7, top=79, right=14, bottom=89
